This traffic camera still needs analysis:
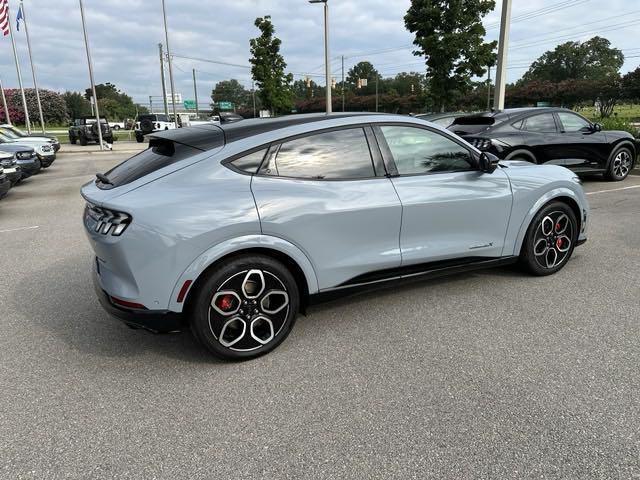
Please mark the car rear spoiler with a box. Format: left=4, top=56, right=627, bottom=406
left=148, top=124, right=226, bottom=151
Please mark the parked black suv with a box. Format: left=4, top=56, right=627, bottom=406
left=448, top=107, right=638, bottom=181
left=69, top=117, right=114, bottom=145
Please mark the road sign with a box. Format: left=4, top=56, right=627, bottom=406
left=218, top=101, right=234, bottom=110
left=183, top=100, right=196, bottom=110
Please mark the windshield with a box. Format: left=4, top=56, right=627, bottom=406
left=4, top=126, right=26, bottom=137
left=0, top=127, right=20, bottom=139
left=0, top=132, right=13, bottom=142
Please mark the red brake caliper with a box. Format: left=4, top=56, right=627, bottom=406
left=216, top=294, right=236, bottom=312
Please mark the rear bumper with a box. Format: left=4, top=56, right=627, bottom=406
left=93, top=266, right=185, bottom=333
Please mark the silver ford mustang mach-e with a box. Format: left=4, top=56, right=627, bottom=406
left=81, top=113, right=589, bottom=360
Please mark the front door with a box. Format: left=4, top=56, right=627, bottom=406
left=376, top=124, right=513, bottom=265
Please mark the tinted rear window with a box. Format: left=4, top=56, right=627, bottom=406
left=99, top=140, right=201, bottom=189
left=448, top=116, right=495, bottom=135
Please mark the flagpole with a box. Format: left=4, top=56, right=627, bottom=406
left=0, top=76, right=10, bottom=125
left=7, top=1, right=30, bottom=133
left=79, top=0, right=104, bottom=150
left=20, top=1, right=45, bottom=134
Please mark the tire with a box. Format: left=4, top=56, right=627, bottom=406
left=506, top=149, right=537, bottom=163
left=135, top=133, right=144, bottom=143
left=520, top=201, right=578, bottom=276
left=605, top=145, right=634, bottom=181
left=113, top=125, right=121, bottom=130
left=190, top=255, right=300, bottom=361
left=69, top=134, right=77, bottom=145
left=79, top=133, right=88, bottom=146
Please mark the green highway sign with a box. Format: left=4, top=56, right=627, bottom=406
left=218, top=101, right=234, bottom=110
left=183, top=100, right=197, bottom=110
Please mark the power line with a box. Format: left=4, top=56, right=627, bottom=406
left=486, top=0, right=591, bottom=29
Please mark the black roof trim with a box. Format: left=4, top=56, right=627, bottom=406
left=149, top=113, right=382, bottom=151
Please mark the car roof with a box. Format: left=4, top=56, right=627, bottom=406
left=149, top=112, right=389, bottom=151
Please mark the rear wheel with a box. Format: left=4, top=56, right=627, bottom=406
left=506, top=149, right=537, bottom=163
left=79, top=133, right=88, bottom=146
left=605, top=146, right=634, bottom=181
left=69, top=134, right=77, bottom=145
left=520, top=201, right=577, bottom=276
left=135, top=133, right=144, bottom=143
left=190, top=255, right=300, bottom=361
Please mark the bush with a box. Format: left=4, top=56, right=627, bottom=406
left=598, top=116, right=639, bottom=138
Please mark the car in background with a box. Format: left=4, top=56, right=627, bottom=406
left=0, top=164, right=11, bottom=200
left=134, top=114, right=176, bottom=143
left=415, top=112, right=472, bottom=128
left=0, top=132, right=56, bottom=168
left=219, top=112, right=244, bottom=124
left=0, top=124, right=61, bottom=152
left=69, top=117, right=114, bottom=146
left=82, top=113, right=588, bottom=360
left=448, top=107, right=638, bottom=181
left=0, top=152, right=21, bottom=186
left=109, top=121, right=126, bottom=130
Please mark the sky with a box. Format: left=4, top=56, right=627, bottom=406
left=0, top=0, right=639, bottom=107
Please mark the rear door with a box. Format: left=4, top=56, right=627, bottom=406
left=251, top=126, right=402, bottom=290
left=518, top=113, right=565, bottom=165
left=376, top=124, right=513, bottom=265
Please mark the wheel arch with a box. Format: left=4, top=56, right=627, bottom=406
left=606, top=139, right=637, bottom=170
left=512, top=190, right=583, bottom=256
left=168, top=235, right=319, bottom=314
left=505, top=148, right=537, bottom=163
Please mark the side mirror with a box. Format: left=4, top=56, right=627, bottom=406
left=478, top=152, right=500, bottom=173
left=593, top=123, right=602, bottom=132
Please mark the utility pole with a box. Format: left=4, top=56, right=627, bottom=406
left=493, top=0, right=512, bottom=111
left=192, top=69, right=199, bottom=117
left=0, top=76, right=10, bottom=125
left=79, top=0, right=103, bottom=150
left=158, top=43, right=169, bottom=116
left=20, top=1, right=45, bottom=134
left=252, top=80, right=257, bottom=118
left=162, top=0, right=179, bottom=127
left=149, top=96, right=153, bottom=113
left=341, top=55, right=345, bottom=112
left=309, top=0, right=331, bottom=113
left=375, top=75, right=379, bottom=112
left=486, top=65, right=492, bottom=111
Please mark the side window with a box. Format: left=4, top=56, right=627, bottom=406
left=522, top=114, right=557, bottom=133
left=262, top=128, right=375, bottom=179
left=380, top=126, right=473, bottom=175
left=557, top=112, right=591, bottom=132
left=229, top=149, right=267, bottom=174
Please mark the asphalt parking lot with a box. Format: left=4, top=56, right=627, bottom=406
left=1, top=152, right=640, bottom=479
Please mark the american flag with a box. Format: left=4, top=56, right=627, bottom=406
left=0, top=0, right=9, bottom=37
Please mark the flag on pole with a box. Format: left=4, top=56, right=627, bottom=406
left=0, top=0, right=10, bottom=36
left=16, top=3, right=23, bottom=31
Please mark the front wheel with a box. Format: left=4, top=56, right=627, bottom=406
left=606, top=146, right=634, bottom=181
left=520, top=201, right=578, bottom=276
left=135, top=133, right=144, bottom=143
left=190, top=255, right=300, bottom=361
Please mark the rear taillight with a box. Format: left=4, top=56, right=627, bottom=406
left=469, top=138, right=492, bottom=150
left=85, top=203, right=132, bottom=236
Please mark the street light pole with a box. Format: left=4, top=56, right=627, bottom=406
left=79, top=0, right=104, bottom=150
left=158, top=43, right=169, bottom=116
left=162, top=0, right=179, bottom=127
left=493, top=0, right=512, bottom=111
left=309, top=0, right=331, bottom=114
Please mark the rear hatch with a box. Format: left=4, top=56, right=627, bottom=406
left=81, top=124, right=225, bottom=205
left=448, top=115, right=496, bottom=136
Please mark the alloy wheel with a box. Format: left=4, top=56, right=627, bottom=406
left=208, top=269, right=290, bottom=351
left=612, top=150, right=632, bottom=179
left=533, top=211, right=574, bottom=270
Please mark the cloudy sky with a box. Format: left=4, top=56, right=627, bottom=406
left=0, top=0, right=638, bottom=107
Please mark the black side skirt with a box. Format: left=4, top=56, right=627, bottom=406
left=309, top=256, right=519, bottom=305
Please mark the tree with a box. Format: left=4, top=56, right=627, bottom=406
left=405, top=0, right=496, bottom=111
left=622, top=67, right=640, bottom=102
left=292, top=78, right=323, bottom=101
left=346, top=61, right=380, bottom=95
left=521, top=37, right=624, bottom=84
left=84, top=82, right=138, bottom=120
left=211, top=79, right=250, bottom=109
left=387, top=72, right=425, bottom=97
left=64, top=91, right=91, bottom=120
left=249, top=16, right=294, bottom=115
left=0, top=88, right=69, bottom=125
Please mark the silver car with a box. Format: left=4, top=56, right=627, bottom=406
left=81, top=113, right=589, bottom=360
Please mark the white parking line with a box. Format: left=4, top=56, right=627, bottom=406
left=0, top=225, right=40, bottom=234
left=586, top=185, right=640, bottom=196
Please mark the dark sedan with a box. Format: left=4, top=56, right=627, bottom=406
left=0, top=165, right=12, bottom=199
left=0, top=145, right=39, bottom=179
left=447, top=107, right=638, bottom=181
